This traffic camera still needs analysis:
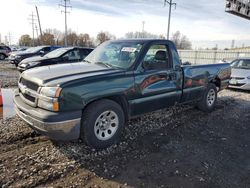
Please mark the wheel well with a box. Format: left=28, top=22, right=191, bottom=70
left=83, top=95, right=130, bottom=122
left=210, top=77, right=221, bottom=90
left=105, top=95, right=129, bottom=122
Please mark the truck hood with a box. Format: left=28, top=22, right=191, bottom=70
left=21, top=62, right=122, bottom=86
left=231, top=68, right=250, bottom=78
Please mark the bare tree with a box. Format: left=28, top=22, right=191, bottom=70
left=40, top=33, right=55, bottom=45
left=77, top=33, right=94, bottom=47
left=171, top=31, right=192, bottom=49
left=52, top=29, right=63, bottom=45
left=124, top=31, right=161, bottom=39
left=65, top=31, right=78, bottom=46
left=96, top=31, right=115, bottom=44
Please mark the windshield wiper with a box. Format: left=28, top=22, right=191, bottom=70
left=82, top=59, right=92, bottom=63
left=95, top=62, right=113, bottom=68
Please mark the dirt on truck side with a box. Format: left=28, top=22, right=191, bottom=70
left=0, top=60, right=250, bottom=188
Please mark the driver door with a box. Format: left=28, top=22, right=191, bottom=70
left=131, top=42, right=182, bottom=115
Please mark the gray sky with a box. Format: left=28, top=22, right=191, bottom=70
left=1, top=0, right=250, bottom=49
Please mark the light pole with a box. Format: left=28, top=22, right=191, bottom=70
left=164, top=0, right=177, bottom=40
left=142, top=21, right=145, bottom=38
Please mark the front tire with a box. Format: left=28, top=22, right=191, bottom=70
left=197, top=83, right=217, bottom=112
left=81, top=99, right=125, bottom=149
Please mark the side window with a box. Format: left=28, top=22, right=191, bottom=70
left=242, top=60, right=250, bottom=68
left=80, top=49, right=90, bottom=59
left=42, top=47, right=51, bottom=53
left=63, top=50, right=81, bottom=61
left=143, top=45, right=170, bottom=70
left=231, top=60, right=239, bottom=67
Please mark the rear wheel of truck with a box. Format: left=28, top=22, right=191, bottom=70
left=81, top=99, right=125, bottom=149
left=197, top=83, right=217, bottom=112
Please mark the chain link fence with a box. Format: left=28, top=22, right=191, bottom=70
left=178, top=49, right=250, bottom=64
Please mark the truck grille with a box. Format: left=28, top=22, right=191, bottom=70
left=19, top=77, right=40, bottom=106
left=20, top=78, right=39, bottom=91
left=22, top=93, right=36, bottom=103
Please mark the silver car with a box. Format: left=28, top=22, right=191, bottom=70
left=228, top=58, right=250, bottom=90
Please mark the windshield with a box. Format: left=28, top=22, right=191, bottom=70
left=45, top=48, right=69, bottom=58
left=85, top=41, right=143, bottom=69
left=231, top=59, right=250, bottom=69
left=24, top=46, right=44, bottom=53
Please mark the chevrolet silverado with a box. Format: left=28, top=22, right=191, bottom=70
left=14, top=39, right=231, bottom=149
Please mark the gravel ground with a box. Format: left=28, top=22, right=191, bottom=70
left=0, top=61, right=250, bottom=187
left=0, top=60, right=20, bottom=87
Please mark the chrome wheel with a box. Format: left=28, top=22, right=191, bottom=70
left=94, top=110, right=119, bottom=141
left=207, top=89, right=216, bottom=107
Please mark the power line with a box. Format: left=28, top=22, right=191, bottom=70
left=59, top=0, right=72, bottom=46
left=164, top=0, right=177, bottom=40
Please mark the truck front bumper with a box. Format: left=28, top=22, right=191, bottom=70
left=14, top=93, right=82, bottom=141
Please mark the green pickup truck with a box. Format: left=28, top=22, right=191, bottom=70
left=14, top=39, right=231, bottom=149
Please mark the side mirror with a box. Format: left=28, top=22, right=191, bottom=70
left=39, top=50, right=45, bottom=56
left=175, top=64, right=182, bottom=71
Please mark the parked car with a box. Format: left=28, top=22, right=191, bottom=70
left=228, top=58, right=250, bottom=90
left=0, top=45, right=11, bottom=60
left=18, top=47, right=94, bottom=72
left=14, top=39, right=231, bottom=149
left=8, top=46, right=61, bottom=66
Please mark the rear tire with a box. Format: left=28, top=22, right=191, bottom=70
left=0, top=54, right=6, bottom=60
left=197, top=83, right=217, bottom=112
left=81, top=99, right=125, bottom=149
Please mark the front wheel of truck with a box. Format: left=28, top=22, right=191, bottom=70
left=197, top=83, right=217, bottom=112
left=81, top=99, right=125, bottom=149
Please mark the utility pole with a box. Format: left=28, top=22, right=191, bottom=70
left=59, top=0, right=71, bottom=47
left=28, top=12, right=36, bottom=46
left=231, top=40, right=235, bottom=49
left=142, top=21, right=145, bottom=38
left=35, top=25, right=39, bottom=39
left=8, top=32, right=11, bottom=46
left=35, top=6, right=43, bottom=41
left=164, top=0, right=177, bottom=40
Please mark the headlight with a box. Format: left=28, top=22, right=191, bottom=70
left=19, top=63, right=28, bottom=68
left=28, top=61, right=40, bottom=67
left=247, top=76, right=250, bottom=79
left=15, top=55, right=21, bottom=59
left=38, top=87, right=62, bottom=111
left=40, top=87, right=62, bottom=98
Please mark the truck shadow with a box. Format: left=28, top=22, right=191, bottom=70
left=53, top=92, right=250, bottom=187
